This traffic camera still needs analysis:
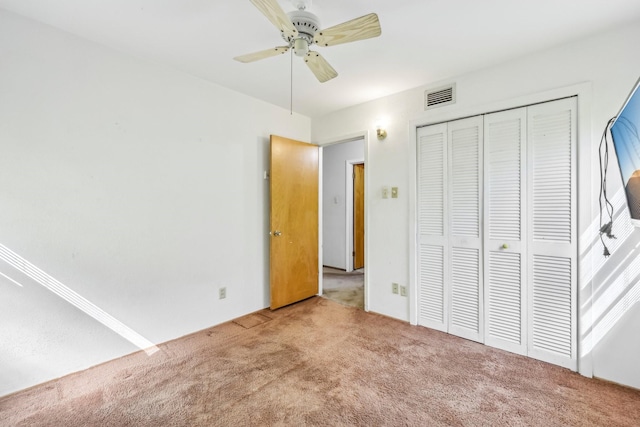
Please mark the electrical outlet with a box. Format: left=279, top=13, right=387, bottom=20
left=219, top=287, right=227, bottom=299
left=392, top=282, right=399, bottom=294
left=400, top=285, right=407, bottom=297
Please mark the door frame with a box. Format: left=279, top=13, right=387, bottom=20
left=346, top=159, right=365, bottom=272
left=317, top=131, right=370, bottom=311
left=408, top=82, right=593, bottom=377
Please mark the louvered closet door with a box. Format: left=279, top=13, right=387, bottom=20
left=483, top=108, right=527, bottom=355
left=526, top=97, right=577, bottom=370
left=448, top=116, right=483, bottom=342
left=416, top=123, right=448, bottom=331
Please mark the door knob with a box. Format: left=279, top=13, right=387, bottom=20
left=273, top=230, right=282, bottom=236
left=502, top=243, right=509, bottom=249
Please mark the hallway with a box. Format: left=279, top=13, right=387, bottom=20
left=322, top=267, right=364, bottom=310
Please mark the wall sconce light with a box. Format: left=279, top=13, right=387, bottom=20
left=374, top=117, right=388, bottom=140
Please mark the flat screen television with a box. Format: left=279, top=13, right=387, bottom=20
left=610, top=76, right=640, bottom=227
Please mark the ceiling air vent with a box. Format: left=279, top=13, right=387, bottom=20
left=425, top=84, right=456, bottom=110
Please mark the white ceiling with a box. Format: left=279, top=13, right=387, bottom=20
left=1, top=0, right=640, bottom=118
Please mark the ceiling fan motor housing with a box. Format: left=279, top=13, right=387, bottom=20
left=284, top=10, right=321, bottom=45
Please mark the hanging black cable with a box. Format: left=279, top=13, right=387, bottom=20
left=599, top=117, right=617, bottom=256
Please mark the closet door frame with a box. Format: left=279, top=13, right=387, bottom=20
left=409, top=82, right=592, bottom=377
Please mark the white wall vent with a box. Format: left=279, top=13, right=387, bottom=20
left=425, top=84, right=456, bottom=110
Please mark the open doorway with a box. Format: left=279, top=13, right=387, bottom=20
left=320, top=137, right=365, bottom=310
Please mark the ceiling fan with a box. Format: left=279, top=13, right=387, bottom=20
left=234, top=0, right=382, bottom=83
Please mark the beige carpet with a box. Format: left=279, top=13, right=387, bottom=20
left=1, top=297, right=639, bottom=426
left=322, top=267, right=364, bottom=309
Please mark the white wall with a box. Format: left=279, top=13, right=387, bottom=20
left=0, top=9, right=310, bottom=397
left=312, top=20, right=640, bottom=389
left=322, top=139, right=364, bottom=270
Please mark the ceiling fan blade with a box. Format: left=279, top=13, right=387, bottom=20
left=250, top=0, right=298, bottom=40
left=314, top=13, right=381, bottom=47
left=234, top=46, right=290, bottom=63
left=305, top=51, right=338, bottom=83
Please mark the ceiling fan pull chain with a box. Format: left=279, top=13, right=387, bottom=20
left=290, top=47, right=293, bottom=115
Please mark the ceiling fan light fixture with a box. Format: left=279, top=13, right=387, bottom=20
left=294, top=38, right=309, bottom=57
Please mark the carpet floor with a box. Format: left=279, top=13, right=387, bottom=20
left=1, top=297, right=639, bottom=426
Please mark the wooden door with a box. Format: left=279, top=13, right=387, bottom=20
left=270, top=135, right=319, bottom=309
left=353, top=163, right=365, bottom=269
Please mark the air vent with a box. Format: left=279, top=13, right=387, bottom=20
left=425, top=84, right=456, bottom=110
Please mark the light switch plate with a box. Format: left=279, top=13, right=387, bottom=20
left=382, top=186, right=389, bottom=199
left=391, top=187, right=398, bottom=198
